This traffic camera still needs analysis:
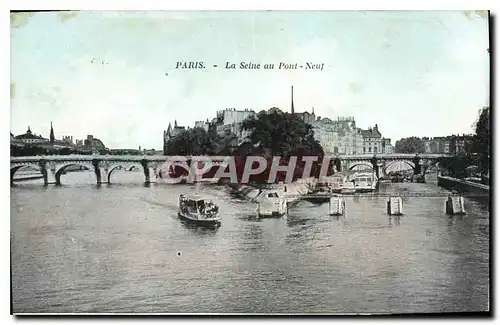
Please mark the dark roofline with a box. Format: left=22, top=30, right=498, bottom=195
left=15, top=133, right=48, bottom=140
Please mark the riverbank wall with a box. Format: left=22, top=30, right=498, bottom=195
left=437, top=175, right=490, bottom=198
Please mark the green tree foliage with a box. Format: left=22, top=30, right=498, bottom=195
left=164, top=127, right=216, bottom=156
left=394, top=137, right=425, bottom=154
left=439, top=155, right=470, bottom=179
left=213, top=132, right=239, bottom=155
left=240, top=110, right=324, bottom=156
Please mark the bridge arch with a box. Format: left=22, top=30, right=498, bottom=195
left=383, top=160, right=415, bottom=174
left=348, top=162, right=374, bottom=171
left=10, top=163, right=43, bottom=183
left=106, top=163, right=145, bottom=183
left=54, top=162, right=95, bottom=185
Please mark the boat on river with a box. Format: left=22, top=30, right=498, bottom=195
left=178, top=194, right=221, bottom=226
left=352, top=172, right=378, bottom=192
left=306, top=186, right=333, bottom=204
left=341, top=180, right=356, bottom=194
left=256, top=190, right=287, bottom=217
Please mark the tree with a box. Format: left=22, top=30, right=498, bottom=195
left=241, top=110, right=324, bottom=157
left=471, top=106, right=490, bottom=173
left=394, top=137, right=425, bottom=154
left=164, top=127, right=216, bottom=156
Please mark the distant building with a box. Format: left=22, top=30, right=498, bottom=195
left=382, top=138, right=394, bottom=154
left=10, top=132, right=25, bottom=148
left=14, top=126, right=49, bottom=145
left=423, top=137, right=446, bottom=154
left=163, top=120, right=187, bottom=153
left=214, top=108, right=256, bottom=145
left=194, top=119, right=211, bottom=132
left=143, top=149, right=163, bottom=156
left=423, top=135, right=473, bottom=154
left=360, top=124, right=382, bottom=154
left=294, top=108, right=316, bottom=125
left=83, top=135, right=106, bottom=154
left=312, top=117, right=363, bottom=155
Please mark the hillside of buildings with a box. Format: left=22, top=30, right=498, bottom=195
left=164, top=106, right=395, bottom=157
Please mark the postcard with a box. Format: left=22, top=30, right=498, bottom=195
left=10, top=10, right=490, bottom=315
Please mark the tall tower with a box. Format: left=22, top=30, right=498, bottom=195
left=50, top=121, right=55, bottom=144
left=291, top=86, right=295, bottom=114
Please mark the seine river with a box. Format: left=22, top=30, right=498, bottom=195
left=11, top=171, right=490, bottom=314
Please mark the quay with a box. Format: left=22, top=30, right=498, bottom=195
left=438, top=175, right=489, bottom=195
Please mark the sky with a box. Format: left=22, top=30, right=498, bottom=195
left=10, top=11, right=490, bottom=149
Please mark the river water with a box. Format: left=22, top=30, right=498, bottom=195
left=11, top=171, right=490, bottom=314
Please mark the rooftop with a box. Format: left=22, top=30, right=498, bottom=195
left=360, top=125, right=381, bottom=138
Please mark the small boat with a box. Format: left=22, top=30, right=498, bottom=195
left=257, top=190, right=287, bottom=217
left=341, top=180, right=356, bottom=194
left=306, top=185, right=332, bottom=204
left=178, top=194, right=221, bottom=226
left=353, top=172, right=378, bottom=192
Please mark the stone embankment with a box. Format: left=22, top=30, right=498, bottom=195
left=226, top=178, right=317, bottom=204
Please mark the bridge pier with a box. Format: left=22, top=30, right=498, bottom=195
left=95, top=167, right=108, bottom=184
left=376, top=165, right=386, bottom=179
left=45, top=168, right=57, bottom=186
left=91, top=159, right=106, bottom=185
left=37, top=160, right=57, bottom=186
left=144, top=167, right=156, bottom=184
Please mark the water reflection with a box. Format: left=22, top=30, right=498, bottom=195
left=286, top=215, right=313, bottom=228
left=238, top=213, right=260, bottom=222
left=388, top=215, right=401, bottom=227
left=10, top=173, right=490, bottom=313
left=180, top=219, right=221, bottom=235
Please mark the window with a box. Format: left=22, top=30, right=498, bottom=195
left=363, top=147, right=366, bottom=153
left=369, top=147, right=372, bottom=152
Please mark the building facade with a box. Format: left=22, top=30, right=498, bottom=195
left=214, top=108, right=256, bottom=145
left=82, top=135, right=106, bottom=153
left=382, top=138, right=394, bottom=154
left=295, top=108, right=316, bottom=125
left=10, top=132, right=26, bottom=148
left=312, top=116, right=363, bottom=155
left=360, top=124, right=382, bottom=154
left=422, top=135, right=473, bottom=154
left=194, top=120, right=211, bottom=132
left=14, top=127, right=49, bottom=145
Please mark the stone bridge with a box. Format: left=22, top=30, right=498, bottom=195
left=10, top=155, right=228, bottom=186
left=11, top=154, right=452, bottom=186
left=330, top=153, right=451, bottom=179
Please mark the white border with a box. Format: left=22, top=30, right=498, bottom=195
left=3, top=1, right=498, bottom=324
